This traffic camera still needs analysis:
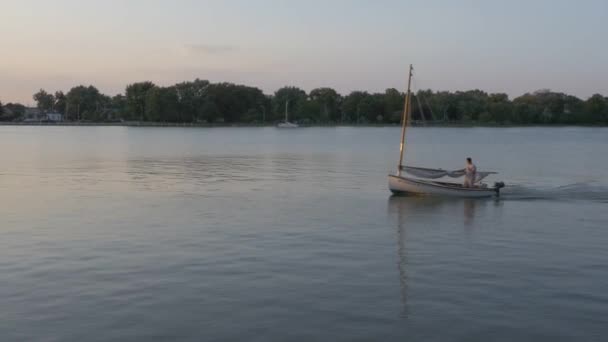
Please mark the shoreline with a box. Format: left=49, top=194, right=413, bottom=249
left=0, top=121, right=606, bottom=128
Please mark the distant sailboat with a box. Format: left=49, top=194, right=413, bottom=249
left=388, top=65, right=505, bottom=197
left=277, top=99, right=299, bottom=128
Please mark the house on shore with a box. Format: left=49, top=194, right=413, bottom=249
left=23, top=108, right=64, bottom=122
left=46, top=111, right=63, bottom=122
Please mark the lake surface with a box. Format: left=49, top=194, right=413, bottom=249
left=1, top=126, right=607, bottom=341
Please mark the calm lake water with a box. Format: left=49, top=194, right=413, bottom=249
left=1, top=126, right=607, bottom=341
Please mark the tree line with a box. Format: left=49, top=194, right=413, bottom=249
left=1, top=79, right=607, bottom=125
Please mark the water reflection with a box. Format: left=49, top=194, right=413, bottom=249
left=387, top=196, right=411, bottom=317
left=463, top=199, right=476, bottom=226
left=388, top=196, right=492, bottom=315
left=124, top=155, right=301, bottom=193
left=388, top=195, right=490, bottom=226
left=389, top=196, right=480, bottom=224
left=123, top=154, right=368, bottom=195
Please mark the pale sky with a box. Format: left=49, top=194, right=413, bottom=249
left=1, top=0, right=607, bottom=104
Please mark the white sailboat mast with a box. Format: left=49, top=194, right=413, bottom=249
left=285, top=99, right=290, bottom=122
left=398, top=64, right=413, bottom=175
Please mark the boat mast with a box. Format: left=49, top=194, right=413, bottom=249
left=398, top=64, right=413, bottom=175
left=285, top=99, right=290, bottom=122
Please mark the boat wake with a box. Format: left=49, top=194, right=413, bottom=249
left=501, top=182, right=608, bottom=202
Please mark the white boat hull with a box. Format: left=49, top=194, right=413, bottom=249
left=277, top=122, right=299, bottom=128
left=388, top=174, right=501, bottom=198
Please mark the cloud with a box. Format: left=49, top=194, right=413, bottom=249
left=183, top=44, right=238, bottom=56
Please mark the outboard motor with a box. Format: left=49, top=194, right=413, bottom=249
left=493, top=182, right=505, bottom=195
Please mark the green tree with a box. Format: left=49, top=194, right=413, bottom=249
left=341, top=91, right=369, bottom=123
left=54, top=91, right=67, bottom=114
left=487, top=93, right=512, bottom=123
left=13, top=77, right=608, bottom=125
left=108, top=94, right=127, bottom=120
left=204, top=83, right=266, bottom=123
left=1, top=101, right=25, bottom=122
left=359, top=94, right=385, bottom=123
left=512, top=93, right=542, bottom=124
left=33, top=89, right=55, bottom=111
left=584, top=94, right=607, bottom=124
left=432, top=91, right=458, bottom=121
left=200, top=101, right=220, bottom=123
left=94, top=94, right=112, bottom=121
left=561, top=95, right=584, bottom=124
left=145, top=86, right=180, bottom=122
left=309, top=87, right=341, bottom=122
left=454, top=90, right=489, bottom=122
left=3, top=103, right=26, bottom=120
left=260, top=95, right=272, bottom=123
left=174, top=79, right=211, bottom=122
left=125, top=81, right=156, bottom=121
left=65, top=85, right=106, bottom=121
left=385, top=88, right=405, bottom=122
left=295, top=100, right=321, bottom=124
left=272, top=86, right=307, bottom=122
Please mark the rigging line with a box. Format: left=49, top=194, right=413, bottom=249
left=410, top=76, right=424, bottom=124
left=415, top=93, right=427, bottom=125
left=420, top=93, right=437, bottom=122
left=410, top=70, right=439, bottom=162
left=412, top=75, right=437, bottom=122
left=412, top=77, right=431, bottom=124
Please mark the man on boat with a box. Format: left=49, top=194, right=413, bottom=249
left=464, top=157, right=477, bottom=188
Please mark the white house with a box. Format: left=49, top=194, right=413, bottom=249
left=45, top=111, right=63, bottom=122
left=23, top=108, right=63, bottom=122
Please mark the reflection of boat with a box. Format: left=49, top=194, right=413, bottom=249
left=388, top=196, right=410, bottom=316
left=388, top=65, right=504, bottom=197
left=387, top=195, right=485, bottom=314
left=277, top=99, right=299, bottom=128
left=388, top=195, right=485, bottom=228
left=388, top=195, right=462, bottom=219
left=463, top=199, right=476, bottom=226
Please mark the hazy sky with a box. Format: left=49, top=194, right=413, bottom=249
left=1, top=0, right=607, bottom=104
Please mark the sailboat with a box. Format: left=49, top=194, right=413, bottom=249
left=388, top=65, right=505, bottom=197
left=277, top=99, right=299, bottom=128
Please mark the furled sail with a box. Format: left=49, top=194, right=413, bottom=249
left=401, top=166, right=496, bottom=183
